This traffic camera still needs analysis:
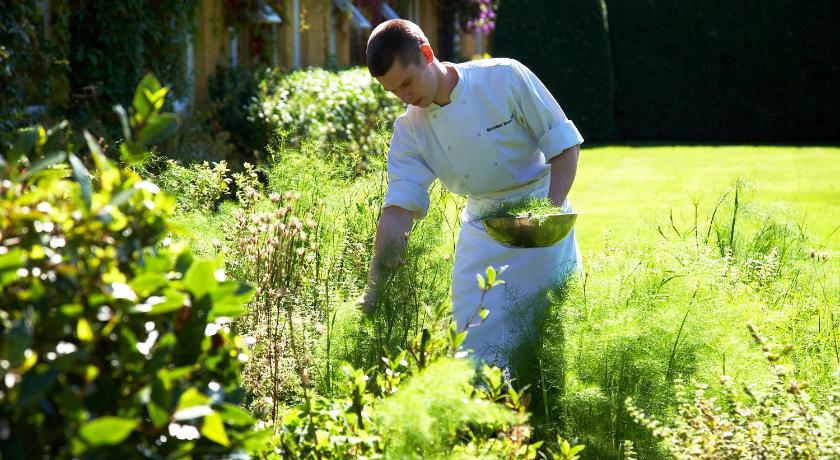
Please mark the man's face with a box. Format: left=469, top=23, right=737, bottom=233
left=376, top=56, right=434, bottom=107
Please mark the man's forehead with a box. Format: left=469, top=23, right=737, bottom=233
left=379, top=61, right=416, bottom=89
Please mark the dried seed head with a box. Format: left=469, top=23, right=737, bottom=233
left=284, top=191, right=293, bottom=201
left=269, top=192, right=281, bottom=203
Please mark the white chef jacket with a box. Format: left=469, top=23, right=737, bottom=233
left=382, top=58, right=584, bottom=365
left=383, top=58, right=583, bottom=218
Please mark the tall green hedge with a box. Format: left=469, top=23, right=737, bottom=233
left=492, top=0, right=617, bottom=141
left=605, top=0, right=839, bottom=142
left=493, top=0, right=840, bottom=143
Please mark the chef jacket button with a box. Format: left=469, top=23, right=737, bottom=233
left=464, top=175, right=470, bottom=179
left=493, top=162, right=498, bottom=166
left=476, top=132, right=481, bottom=137
left=432, top=114, right=438, bottom=119
left=447, top=145, right=452, bottom=150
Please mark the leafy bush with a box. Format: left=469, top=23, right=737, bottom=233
left=0, top=75, right=269, bottom=458
left=254, top=67, right=403, bottom=174
left=152, top=157, right=231, bottom=213
left=628, top=324, right=840, bottom=459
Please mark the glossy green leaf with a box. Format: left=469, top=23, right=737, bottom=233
left=177, top=387, right=210, bottom=410
left=476, top=273, right=486, bottom=291
left=137, top=113, right=178, bottom=145
left=217, top=402, right=256, bottom=426
left=486, top=265, right=496, bottom=285
left=68, top=153, right=92, bottom=209
left=78, top=416, right=138, bottom=446
left=129, top=272, right=168, bottom=298
left=83, top=130, right=111, bottom=174
left=147, top=399, right=169, bottom=429
left=119, top=141, right=145, bottom=165
left=77, top=318, right=94, bottom=342
left=184, top=260, right=217, bottom=301
left=20, top=152, right=66, bottom=182
left=0, top=249, right=25, bottom=288
left=209, top=281, right=254, bottom=320
left=9, top=126, right=43, bottom=165
left=113, top=104, right=132, bottom=140
left=132, top=74, right=162, bottom=124
left=201, top=411, right=230, bottom=446
left=15, top=368, right=58, bottom=408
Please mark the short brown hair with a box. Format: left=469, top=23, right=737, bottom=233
left=366, top=19, right=428, bottom=77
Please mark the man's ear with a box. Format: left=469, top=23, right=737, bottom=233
left=420, top=44, right=434, bottom=64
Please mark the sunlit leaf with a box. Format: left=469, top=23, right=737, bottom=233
left=113, top=104, right=132, bottom=140
left=132, top=73, right=162, bottom=125
left=119, top=141, right=145, bottom=165
left=78, top=416, right=138, bottom=446
left=476, top=273, right=486, bottom=291
left=217, top=402, right=256, bottom=426
left=20, top=152, right=66, bottom=182
left=68, top=153, right=92, bottom=209
left=177, top=387, right=210, bottom=411
left=201, top=411, right=230, bottom=446
left=184, top=260, right=217, bottom=301
left=77, top=318, right=93, bottom=342
left=137, top=113, right=178, bottom=145
left=209, top=281, right=254, bottom=320
left=0, top=249, right=25, bottom=288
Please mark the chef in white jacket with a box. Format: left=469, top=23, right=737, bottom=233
left=360, top=19, right=583, bottom=365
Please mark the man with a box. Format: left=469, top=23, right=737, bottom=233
left=359, top=19, right=582, bottom=366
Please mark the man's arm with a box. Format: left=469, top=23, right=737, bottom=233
left=358, top=205, right=414, bottom=313
left=548, top=144, right=579, bottom=208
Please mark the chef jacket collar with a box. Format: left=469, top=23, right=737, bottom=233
left=424, top=62, right=464, bottom=114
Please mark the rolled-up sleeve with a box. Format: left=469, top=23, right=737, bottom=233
left=383, top=118, right=436, bottom=219
left=510, top=60, right=584, bottom=161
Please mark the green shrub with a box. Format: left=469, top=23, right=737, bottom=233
left=0, top=75, right=269, bottom=458
left=152, top=157, right=231, bottom=213
left=254, top=67, right=403, bottom=175
left=628, top=324, right=840, bottom=459
left=493, top=0, right=616, bottom=141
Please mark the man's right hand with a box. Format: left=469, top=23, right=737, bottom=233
left=359, top=206, right=414, bottom=315
left=356, top=284, right=379, bottom=314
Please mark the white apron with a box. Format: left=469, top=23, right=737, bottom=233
left=451, top=173, right=581, bottom=365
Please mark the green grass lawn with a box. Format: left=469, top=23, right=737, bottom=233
left=572, top=146, right=840, bottom=254
left=157, top=144, right=839, bottom=459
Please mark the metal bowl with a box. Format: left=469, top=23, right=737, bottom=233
left=482, top=213, right=577, bottom=248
